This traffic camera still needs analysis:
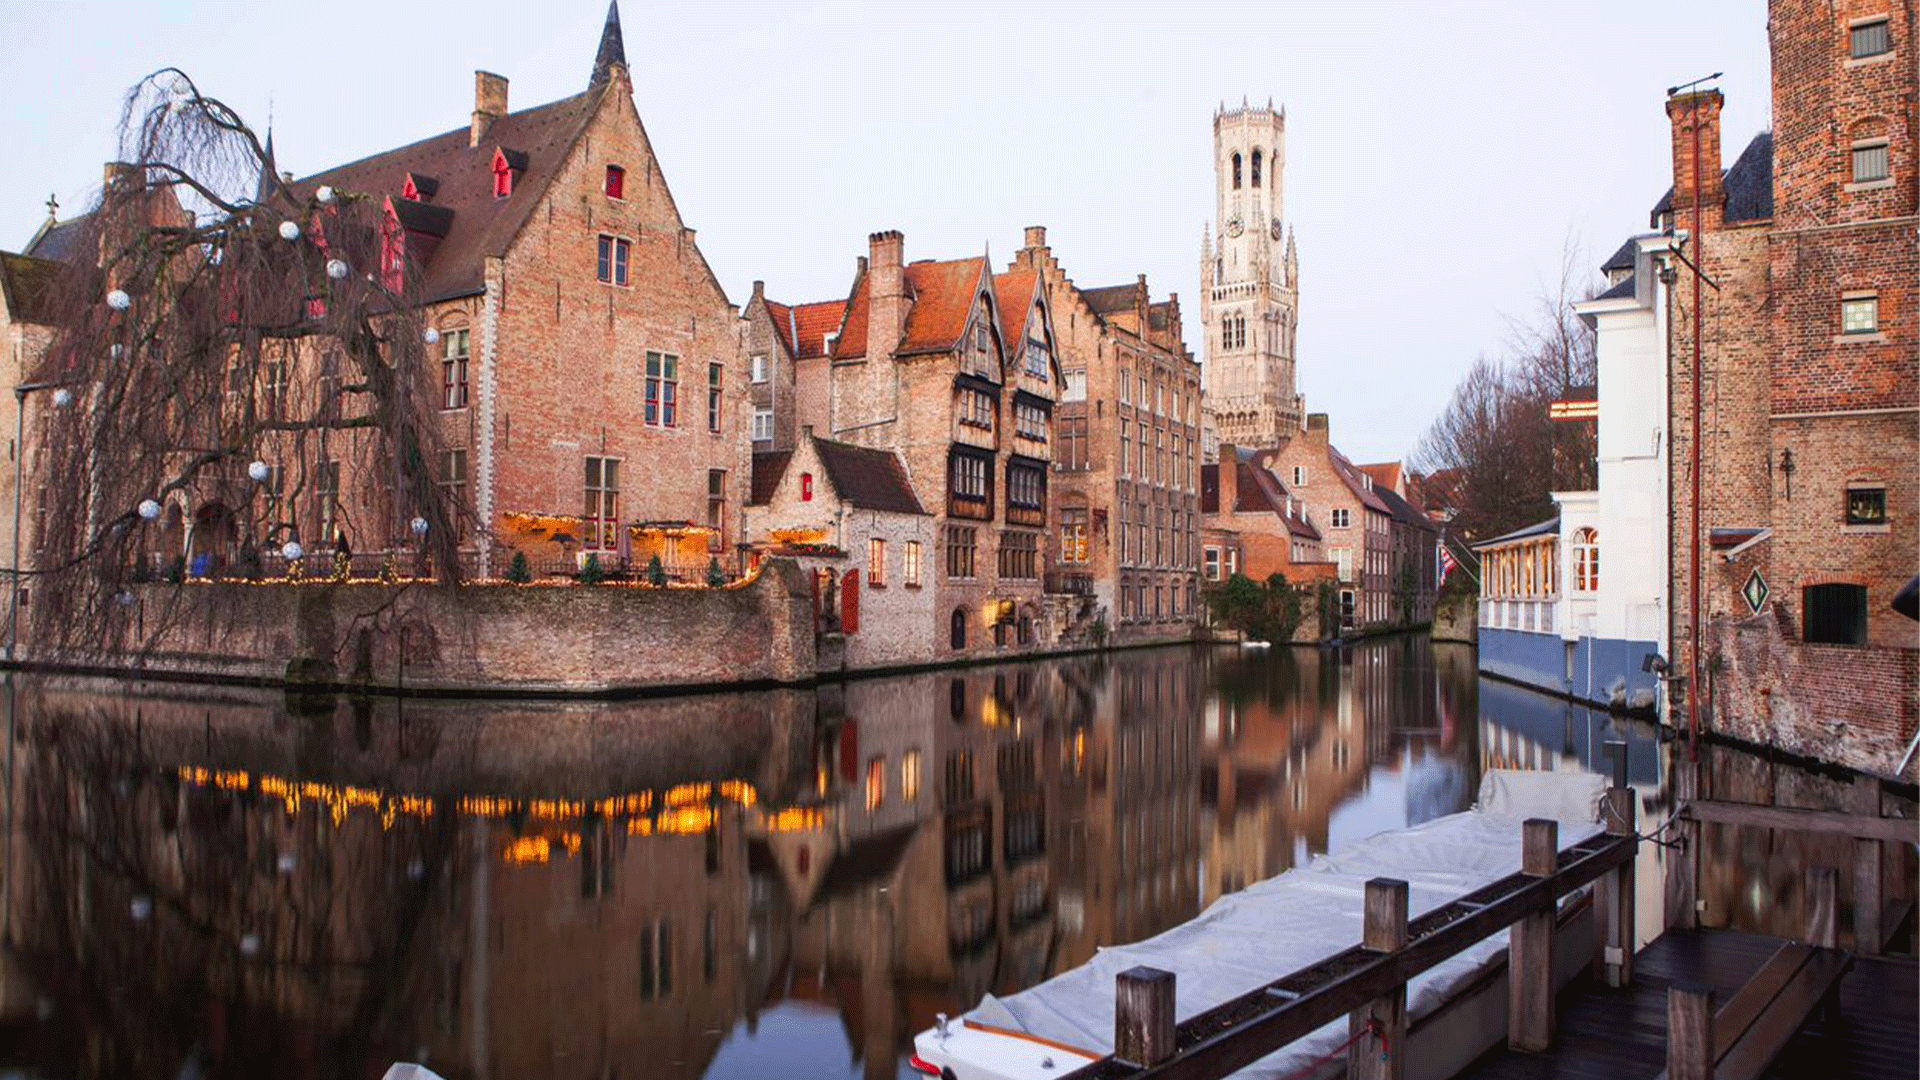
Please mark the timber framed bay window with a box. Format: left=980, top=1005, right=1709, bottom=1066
left=999, top=530, right=1040, bottom=580
left=645, top=352, right=678, bottom=427
left=583, top=457, right=620, bottom=550
left=1014, top=400, right=1048, bottom=441
left=958, top=387, right=996, bottom=430
left=1007, top=462, right=1046, bottom=526
left=948, top=449, right=993, bottom=519
left=596, top=234, right=631, bottom=286
left=945, top=526, right=978, bottom=580
left=441, top=327, right=470, bottom=409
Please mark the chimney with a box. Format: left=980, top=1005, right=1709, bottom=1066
left=866, top=230, right=906, bottom=359
left=1023, top=225, right=1047, bottom=250
left=1665, top=90, right=1725, bottom=231
left=1218, top=443, right=1239, bottom=513
left=472, top=71, right=509, bottom=147
left=1306, top=413, right=1330, bottom=447
left=102, top=161, right=141, bottom=195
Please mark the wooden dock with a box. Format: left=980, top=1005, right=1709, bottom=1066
left=1452, top=927, right=1918, bottom=1080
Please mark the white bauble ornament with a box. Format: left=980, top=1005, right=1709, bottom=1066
left=422, top=327, right=440, bottom=345
left=247, top=460, right=270, bottom=483
left=137, top=499, right=161, bottom=521
left=51, top=389, right=73, bottom=407
left=326, top=258, right=349, bottom=279
left=315, top=185, right=335, bottom=204
left=131, top=896, right=154, bottom=920
left=410, top=517, right=429, bottom=536
left=278, top=221, right=301, bottom=241
left=106, top=289, right=131, bottom=311
left=281, top=541, right=304, bottom=561
left=239, top=933, right=260, bottom=956
left=109, top=344, right=124, bottom=359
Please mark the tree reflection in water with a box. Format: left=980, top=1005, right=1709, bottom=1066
left=0, top=639, right=1908, bottom=1080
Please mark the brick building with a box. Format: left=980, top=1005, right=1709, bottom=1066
left=1358, top=462, right=1441, bottom=626
left=801, top=230, right=1063, bottom=656
left=1199, top=444, right=1326, bottom=587
left=739, top=282, right=843, bottom=453
left=744, top=432, right=936, bottom=671
left=7, top=7, right=752, bottom=583
left=1663, top=0, right=1917, bottom=776
left=1008, top=227, right=1201, bottom=642
left=1256, top=415, right=1393, bottom=631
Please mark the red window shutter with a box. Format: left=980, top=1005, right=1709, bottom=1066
left=801, top=473, right=813, bottom=501
left=839, top=719, right=859, bottom=782
left=606, top=165, right=625, bottom=199
left=842, top=569, right=860, bottom=634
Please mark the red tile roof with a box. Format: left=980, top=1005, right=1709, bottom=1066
left=832, top=255, right=991, bottom=361
left=288, top=89, right=604, bottom=303
left=766, top=298, right=847, bottom=360
left=993, top=268, right=1039, bottom=350
left=1356, top=461, right=1404, bottom=494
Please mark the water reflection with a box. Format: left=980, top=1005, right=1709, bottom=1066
left=0, top=638, right=1908, bottom=1080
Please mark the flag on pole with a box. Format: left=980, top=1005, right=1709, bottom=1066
left=1440, top=544, right=1458, bottom=584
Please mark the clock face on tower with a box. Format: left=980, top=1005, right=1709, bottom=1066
left=1226, top=215, right=1244, bottom=238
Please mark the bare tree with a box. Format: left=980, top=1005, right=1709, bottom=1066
left=24, top=70, right=463, bottom=655
left=1414, top=237, right=1601, bottom=543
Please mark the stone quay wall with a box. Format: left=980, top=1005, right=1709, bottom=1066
left=25, top=559, right=817, bottom=695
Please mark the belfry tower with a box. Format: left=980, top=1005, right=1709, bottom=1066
left=1201, top=99, right=1302, bottom=452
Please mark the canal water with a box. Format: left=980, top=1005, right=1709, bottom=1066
left=0, top=637, right=1908, bottom=1079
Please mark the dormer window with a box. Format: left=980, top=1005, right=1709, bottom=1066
left=401, top=173, right=438, bottom=203
left=605, top=165, right=626, bottom=200
left=490, top=148, right=526, bottom=199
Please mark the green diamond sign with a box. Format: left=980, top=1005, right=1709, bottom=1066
left=1742, top=569, right=1770, bottom=613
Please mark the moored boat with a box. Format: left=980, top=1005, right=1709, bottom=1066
left=910, top=770, right=1608, bottom=1080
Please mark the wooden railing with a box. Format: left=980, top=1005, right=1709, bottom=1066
left=1066, top=746, right=1641, bottom=1080
left=1665, top=762, right=1919, bottom=956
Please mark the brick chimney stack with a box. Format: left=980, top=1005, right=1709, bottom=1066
left=1023, top=225, right=1047, bottom=250
left=867, top=230, right=906, bottom=359
left=1219, top=443, right=1239, bottom=513
left=1666, top=90, right=1725, bottom=231
left=472, top=71, right=509, bottom=147
left=1305, top=412, right=1330, bottom=450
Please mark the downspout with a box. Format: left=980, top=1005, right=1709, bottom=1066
left=1687, top=99, right=1704, bottom=755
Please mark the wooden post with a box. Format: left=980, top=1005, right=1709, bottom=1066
left=1664, top=756, right=1699, bottom=931
left=1350, top=878, right=1408, bottom=1080
left=1806, top=866, right=1838, bottom=949
left=1852, top=774, right=1883, bottom=955
left=1115, top=966, right=1176, bottom=1067
left=1666, top=982, right=1714, bottom=1080
left=1596, top=741, right=1636, bottom=987
left=1508, top=818, right=1557, bottom=1051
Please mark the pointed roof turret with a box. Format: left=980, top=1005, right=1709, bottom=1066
left=590, top=0, right=628, bottom=87
left=256, top=126, right=278, bottom=203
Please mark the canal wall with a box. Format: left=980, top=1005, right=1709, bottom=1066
left=1431, top=588, right=1477, bottom=644
left=24, top=559, right=819, bottom=695
left=1706, top=607, right=1919, bottom=781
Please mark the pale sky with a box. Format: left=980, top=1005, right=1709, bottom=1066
left=0, top=1, right=1770, bottom=464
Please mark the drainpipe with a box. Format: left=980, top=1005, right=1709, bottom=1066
left=1686, top=96, right=1704, bottom=755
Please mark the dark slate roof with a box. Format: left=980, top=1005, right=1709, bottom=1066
left=1723, top=132, right=1774, bottom=224
left=1373, top=484, right=1434, bottom=531
left=1473, top=516, right=1560, bottom=550
left=1650, top=131, right=1772, bottom=226
left=1080, top=283, right=1139, bottom=314
left=589, top=0, right=627, bottom=88
left=1200, top=461, right=1321, bottom=540
left=23, top=215, right=92, bottom=263
left=1595, top=273, right=1637, bottom=301
left=390, top=197, right=455, bottom=237
left=749, top=450, right=792, bottom=507
left=1601, top=238, right=1638, bottom=273
left=813, top=437, right=927, bottom=515
left=289, top=89, right=602, bottom=303
left=0, top=251, right=63, bottom=324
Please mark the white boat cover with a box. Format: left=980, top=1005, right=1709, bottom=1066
left=963, top=769, right=1607, bottom=1078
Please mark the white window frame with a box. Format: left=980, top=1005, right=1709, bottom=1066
left=750, top=354, right=769, bottom=384
left=751, top=408, right=774, bottom=442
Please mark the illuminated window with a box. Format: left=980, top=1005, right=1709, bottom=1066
left=869, top=537, right=887, bottom=586
left=904, top=540, right=922, bottom=586
left=1059, top=508, right=1088, bottom=564
left=902, top=750, right=922, bottom=802
left=1572, top=527, right=1599, bottom=592
left=865, top=756, right=886, bottom=811
left=584, top=457, right=619, bottom=550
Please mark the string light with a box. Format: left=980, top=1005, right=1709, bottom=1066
left=281, top=540, right=303, bottom=560
left=106, top=289, right=131, bottom=311
left=410, top=517, right=429, bottom=536
left=247, top=460, right=269, bottom=483
left=278, top=221, right=301, bottom=241
left=315, top=185, right=335, bottom=204
left=326, top=259, right=349, bottom=279
left=137, top=499, right=161, bottom=521
left=51, top=388, right=73, bottom=407
left=422, top=327, right=440, bottom=345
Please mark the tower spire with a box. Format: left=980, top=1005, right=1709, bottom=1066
left=256, top=121, right=278, bottom=204
left=590, top=0, right=628, bottom=87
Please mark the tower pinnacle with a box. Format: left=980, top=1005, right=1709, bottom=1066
left=590, top=0, right=627, bottom=87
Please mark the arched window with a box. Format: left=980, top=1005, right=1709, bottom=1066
left=1232, top=152, right=1242, bottom=189
left=950, top=608, right=967, bottom=650
left=1251, top=149, right=1263, bottom=188
left=1572, top=528, right=1599, bottom=592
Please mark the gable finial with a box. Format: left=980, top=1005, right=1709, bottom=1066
left=590, top=0, right=628, bottom=87
left=45, top=193, right=58, bottom=221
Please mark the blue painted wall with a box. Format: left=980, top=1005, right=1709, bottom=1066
left=1478, top=628, right=1661, bottom=712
